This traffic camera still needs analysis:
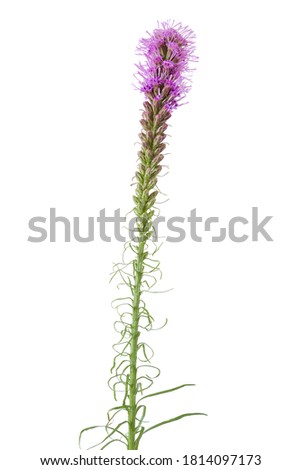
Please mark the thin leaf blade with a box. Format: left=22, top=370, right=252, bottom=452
left=137, top=383, right=196, bottom=404
left=144, top=412, right=207, bottom=434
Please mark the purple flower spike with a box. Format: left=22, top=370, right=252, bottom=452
left=136, top=20, right=198, bottom=110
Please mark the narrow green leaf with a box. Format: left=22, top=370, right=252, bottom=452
left=88, top=422, right=128, bottom=450
left=79, top=426, right=102, bottom=448
left=137, top=383, right=196, bottom=405
left=144, top=412, right=207, bottom=434
left=134, top=404, right=146, bottom=432
left=101, top=438, right=127, bottom=450
left=134, top=426, right=145, bottom=449
left=108, top=405, right=128, bottom=413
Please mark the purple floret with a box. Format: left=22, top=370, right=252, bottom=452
left=136, top=20, right=197, bottom=110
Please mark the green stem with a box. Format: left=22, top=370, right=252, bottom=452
left=128, top=240, right=146, bottom=449
left=127, top=100, right=168, bottom=450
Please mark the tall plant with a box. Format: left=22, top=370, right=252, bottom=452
left=80, top=20, right=206, bottom=451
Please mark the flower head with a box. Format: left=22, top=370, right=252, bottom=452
left=136, top=21, right=197, bottom=110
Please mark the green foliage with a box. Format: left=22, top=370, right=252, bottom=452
left=80, top=99, right=206, bottom=450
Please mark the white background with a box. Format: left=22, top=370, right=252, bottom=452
left=1, top=1, right=301, bottom=468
